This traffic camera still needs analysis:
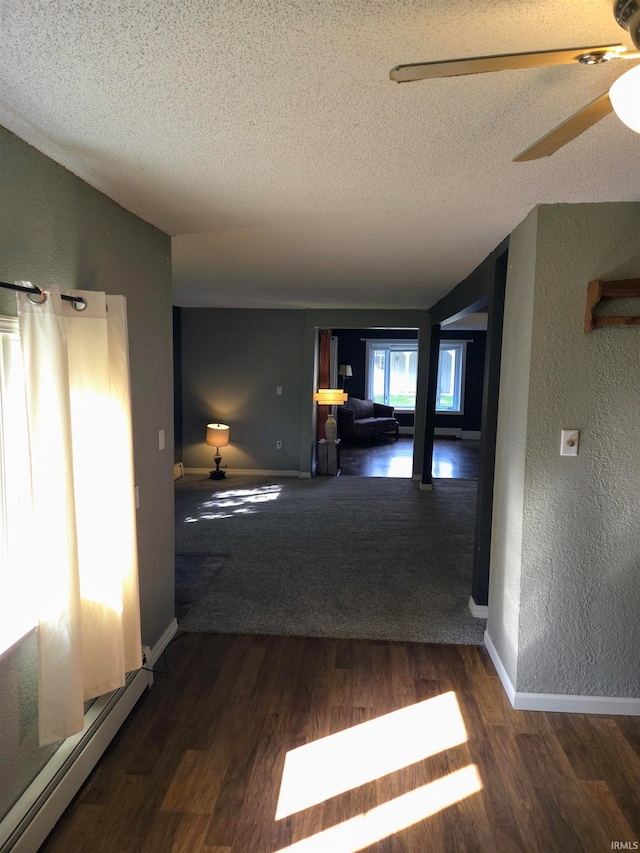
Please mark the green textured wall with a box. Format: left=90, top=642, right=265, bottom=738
left=489, top=203, right=640, bottom=698
left=0, top=127, right=175, bottom=819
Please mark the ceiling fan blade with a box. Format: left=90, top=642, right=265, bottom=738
left=513, top=92, right=613, bottom=161
left=390, top=45, right=625, bottom=83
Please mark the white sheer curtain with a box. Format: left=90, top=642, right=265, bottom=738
left=17, top=285, right=142, bottom=745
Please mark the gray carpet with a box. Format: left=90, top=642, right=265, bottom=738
left=175, top=474, right=485, bottom=645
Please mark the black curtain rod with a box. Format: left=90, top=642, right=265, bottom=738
left=0, top=280, right=87, bottom=308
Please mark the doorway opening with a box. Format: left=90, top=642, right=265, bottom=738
left=317, top=327, right=420, bottom=479
left=431, top=313, right=487, bottom=480
left=423, top=242, right=508, bottom=614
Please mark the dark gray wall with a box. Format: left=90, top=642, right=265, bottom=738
left=181, top=308, right=306, bottom=471
left=173, top=306, right=183, bottom=465
left=0, top=127, right=175, bottom=819
left=434, top=330, right=486, bottom=431
left=178, top=308, right=430, bottom=477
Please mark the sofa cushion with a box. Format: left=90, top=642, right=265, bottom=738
left=356, top=417, right=397, bottom=431
left=345, top=397, right=375, bottom=419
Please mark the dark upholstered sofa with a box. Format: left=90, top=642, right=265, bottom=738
left=337, top=398, right=399, bottom=440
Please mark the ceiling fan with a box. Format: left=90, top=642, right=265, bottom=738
left=390, top=0, right=640, bottom=161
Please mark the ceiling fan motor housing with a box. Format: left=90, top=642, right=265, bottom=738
left=615, top=0, right=640, bottom=48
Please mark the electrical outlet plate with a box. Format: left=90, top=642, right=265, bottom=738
left=561, top=429, right=579, bottom=456
left=276, top=441, right=282, bottom=449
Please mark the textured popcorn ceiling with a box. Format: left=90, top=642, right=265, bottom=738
left=2, top=1, right=640, bottom=308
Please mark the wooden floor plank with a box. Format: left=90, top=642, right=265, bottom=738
left=35, top=803, right=104, bottom=853
left=39, top=634, right=640, bottom=853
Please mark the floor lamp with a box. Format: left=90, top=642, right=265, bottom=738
left=338, top=364, right=352, bottom=388
left=313, top=389, right=347, bottom=441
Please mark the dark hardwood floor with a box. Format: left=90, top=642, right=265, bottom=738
left=41, top=633, right=640, bottom=853
left=339, top=437, right=414, bottom=478
left=432, top=438, right=479, bottom=480
left=338, top=437, right=480, bottom=479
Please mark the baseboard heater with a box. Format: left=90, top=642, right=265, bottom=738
left=435, top=428, right=462, bottom=438
left=0, top=670, right=149, bottom=853
left=0, top=619, right=177, bottom=853
left=434, top=429, right=481, bottom=440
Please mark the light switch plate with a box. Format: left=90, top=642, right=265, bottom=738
left=561, top=429, right=579, bottom=456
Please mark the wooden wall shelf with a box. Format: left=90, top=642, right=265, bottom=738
left=584, top=278, right=640, bottom=333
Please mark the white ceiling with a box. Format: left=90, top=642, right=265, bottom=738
left=2, top=1, right=640, bottom=309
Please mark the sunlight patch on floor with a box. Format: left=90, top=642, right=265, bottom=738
left=386, top=457, right=413, bottom=478
left=184, top=485, right=282, bottom=522
left=276, top=692, right=467, bottom=820
left=432, top=460, right=454, bottom=478
left=273, top=765, right=482, bottom=853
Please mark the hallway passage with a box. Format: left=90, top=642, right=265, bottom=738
left=40, top=633, right=640, bottom=853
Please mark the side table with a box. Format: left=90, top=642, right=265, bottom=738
left=317, top=439, right=341, bottom=476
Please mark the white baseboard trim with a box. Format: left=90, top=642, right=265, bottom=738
left=484, top=630, right=640, bottom=716
left=183, top=467, right=301, bottom=478
left=0, top=618, right=178, bottom=853
left=173, top=462, right=184, bottom=480
left=149, top=618, right=178, bottom=668
left=433, top=428, right=481, bottom=440
left=398, top=426, right=414, bottom=436
left=468, top=597, right=489, bottom=618
left=411, top=474, right=421, bottom=481
left=513, top=692, right=640, bottom=715
left=419, top=482, right=433, bottom=491
left=434, top=428, right=461, bottom=438
left=484, top=630, right=517, bottom=706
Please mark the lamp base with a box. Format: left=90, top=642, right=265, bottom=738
left=325, top=414, right=338, bottom=442
left=210, top=451, right=226, bottom=479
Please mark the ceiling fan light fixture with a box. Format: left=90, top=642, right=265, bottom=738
left=609, top=64, right=640, bottom=132
left=615, top=0, right=640, bottom=48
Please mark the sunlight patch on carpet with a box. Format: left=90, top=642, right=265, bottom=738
left=184, top=484, right=282, bottom=522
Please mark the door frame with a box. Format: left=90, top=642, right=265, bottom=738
left=423, top=240, right=508, bottom=609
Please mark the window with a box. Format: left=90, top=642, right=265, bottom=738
left=0, top=317, right=36, bottom=659
left=366, top=339, right=418, bottom=410
left=436, top=341, right=466, bottom=414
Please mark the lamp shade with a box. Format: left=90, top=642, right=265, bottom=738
left=206, top=423, right=230, bottom=447
left=610, top=65, right=640, bottom=134
left=338, top=364, right=353, bottom=377
left=313, top=389, right=348, bottom=405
